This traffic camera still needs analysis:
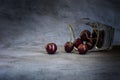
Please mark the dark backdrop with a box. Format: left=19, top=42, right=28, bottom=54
left=0, top=0, right=120, bottom=49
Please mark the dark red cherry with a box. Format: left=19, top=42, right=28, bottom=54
left=92, top=29, right=98, bottom=44
left=45, top=43, right=57, bottom=54
left=77, top=43, right=88, bottom=54
left=80, top=30, right=91, bottom=41
left=86, top=38, right=95, bottom=50
left=96, top=30, right=105, bottom=48
left=73, top=38, right=83, bottom=48
left=92, top=29, right=98, bottom=38
left=64, top=42, right=74, bottom=53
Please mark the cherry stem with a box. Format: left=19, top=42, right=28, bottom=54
left=68, top=24, right=75, bottom=43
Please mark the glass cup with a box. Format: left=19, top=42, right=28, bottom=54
left=71, top=18, right=115, bottom=51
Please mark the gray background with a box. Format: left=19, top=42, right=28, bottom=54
left=0, top=1, right=120, bottom=80
left=0, top=0, right=120, bottom=49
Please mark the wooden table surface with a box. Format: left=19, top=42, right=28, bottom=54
left=0, top=46, right=120, bottom=80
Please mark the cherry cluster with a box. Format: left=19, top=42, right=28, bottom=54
left=45, top=29, right=104, bottom=54
left=64, top=30, right=98, bottom=54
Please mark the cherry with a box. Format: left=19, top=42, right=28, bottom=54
left=92, top=29, right=98, bottom=44
left=45, top=43, right=57, bottom=54
left=86, top=38, right=94, bottom=50
left=96, top=30, right=105, bottom=48
left=64, top=42, right=74, bottom=53
left=77, top=43, right=88, bottom=54
left=92, top=29, right=98, bottom=38
left=73, top=38, right=83, bottom=48
left=80, top=30, right=91, bottom=41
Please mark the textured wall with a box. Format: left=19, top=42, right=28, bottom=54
left=0, top=0, right=120, bottom=49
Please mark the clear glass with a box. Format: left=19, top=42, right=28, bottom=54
left=72, top=18, right=115, bottom=51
